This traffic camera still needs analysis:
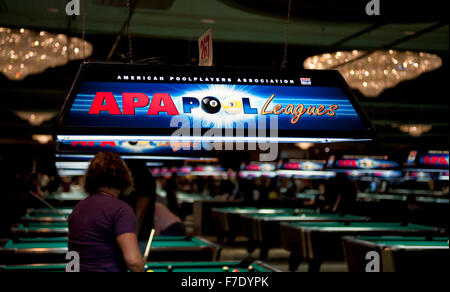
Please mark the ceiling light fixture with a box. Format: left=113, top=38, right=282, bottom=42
left=295, top=143, right=314, bottom=150
left=398, top=124, right=432, bottom=137
left=304, top=50, right=442, bottom=97
left=32, top=135, right=53, bottom=144
left=15, top=111, right=56, bottom=126
left=0, top=27, right=93, bottom=80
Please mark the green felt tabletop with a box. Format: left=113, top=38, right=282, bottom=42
left=249, top=213, right=362, bottom=219
left=25, top=213, right=69, bottom=218
left=214, top=207, right=310, bottom=214
left=1, top=262, right=273, bottom=272
left=146, top=262, right=270, bottom=272
left=357, top=236, right=449, bottom=247
left=3, top=237, right=210, bottom=250
left=14, top=237, right=68, bottom=243
left=284, top=222, right=438, bottom=231
left=4, top=241, right=67, bottom=249
left=29, top=208, right=73, bottom=213
left=17, top=222, right=69, bottom=230
left=46, top=193, right=87, bottom=201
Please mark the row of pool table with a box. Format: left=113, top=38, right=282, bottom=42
left=0, top=206, right=279, bottom=272
left=211, top=206, right=449, bottom=272
left=0, top=235, right=221, bottom=264
left=2, top=202, right=449, bottom=272
left=0, top=261, right=279, bottom=272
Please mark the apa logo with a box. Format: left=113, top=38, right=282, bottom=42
left=88, top=92, right=258, bottom=116
left=338, top=159, right=358, bottom=168
left=423, top=155, right=449, bottom=166
left=358, top=158, right=375, bottom=169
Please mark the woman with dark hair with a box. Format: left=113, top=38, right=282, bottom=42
left=68, top=152, right=145, bottom=272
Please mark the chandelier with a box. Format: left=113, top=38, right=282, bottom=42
left=295, top=143, right=314, bottom=150
left=15, top=111, right=57, bottom=126
left=304, top=50, right=442, bottom=97
left=398, top=124, right=432, bottom=137
left=32, top=135, right=53, bottom=144
left=0, top=27, right=93, bottom=80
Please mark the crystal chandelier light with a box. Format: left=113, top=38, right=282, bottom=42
left=304, top=50, right=442, bottom=97
left=15, top=111, right=57, bottom=126
left=295, top=143, right=314, bottom=150
left=398, top=124, right=432, bottom=137
left=32, top=135, right=53, bottom=144
left=0, top=27, right=93, bottom=80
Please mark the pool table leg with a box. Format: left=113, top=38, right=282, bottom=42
left=246, top=239, right=258, bottom=254
left=288, top=253, right=303, bottom=272
left=259, top=244, right=270, bottom=260
left=308, top=259, right=323, bottom=273
left=226, top=234, right=236, bottom=244
left=217, top=232, right=225, bottom=244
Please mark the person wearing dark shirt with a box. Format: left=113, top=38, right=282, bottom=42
left=165, top=173, right=182, bottom=218
left=121, top=159, right=157, bottom=254
left=68, top=152, right=145, bottom=272
left=323, top=173, right=358, bottom=214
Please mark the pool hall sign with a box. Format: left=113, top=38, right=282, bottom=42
left=56, top=62, right=375, bottom=143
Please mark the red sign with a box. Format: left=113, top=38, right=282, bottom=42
left=198, top=29, right=213, bottom=66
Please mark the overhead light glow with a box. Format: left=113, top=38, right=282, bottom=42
left=55, top=154, right=218, bottom=161
left=17, top=112, right=56, bottom=126
left=398, top=124, right=432, bottom=137
left=304, top=50, right=442, bottom=97
left=295, top=143, right=314, bottom=150
left=56, top=135, right=371, bottom=144
left=0, top=27, right=92, bottom=80
left=32, top=134, right=53, bottom=144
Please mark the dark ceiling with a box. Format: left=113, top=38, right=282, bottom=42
left=0, top=0, right=448, bottom=155
left=220, top=0, right=448, bottom=22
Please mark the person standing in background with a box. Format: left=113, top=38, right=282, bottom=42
left=121, top=160, right=156, bottom=254
left=69, top=152, right=144, bottom=272
left=165, top=173, right=182, bottom=219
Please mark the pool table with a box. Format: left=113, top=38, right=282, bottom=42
left=45, top=191, right=88, bottom=207
left=21, top=213, right=68, bottom=223
left=211, top=207, right=307, bottom=244
left=357, top=193, right=449, bottom=204
left=357, top=193, right=407, bottom=202
left=242, top=213, right=370, bottom=260
left=0, top=260, right=280, bottom=272
left=280, top=222, right=446, bottom=272
left=0, top=236, right=221, bottom=265
left=158, top=191, right=219, bottom=220
left=342, top=236, right=449, bottom=272
left=11, top=222, right=69, bottom=238
left=26, top=208, right=73, bottom=216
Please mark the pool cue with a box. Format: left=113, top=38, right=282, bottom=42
left=28, top=191, right=68, bottom=220
left=143, top=229, right=156, bottom=262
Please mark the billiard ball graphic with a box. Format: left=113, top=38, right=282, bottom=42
left=167, top=265, right=173, bottom=272
left=121, top=141, right=152, bottom=152
left=222, top=266, right=229, bottom=272
left=201, top=96, right=221, bottom=114
left=222, top=97, right=243, bottom=114
left=247, top=266, right=255, bottom=272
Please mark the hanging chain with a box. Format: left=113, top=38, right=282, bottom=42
left=281, top=0, right=292, bottom=69
left=82, top=0, right=87, bottom=60
left=126, top=0, right=134, bottom=63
